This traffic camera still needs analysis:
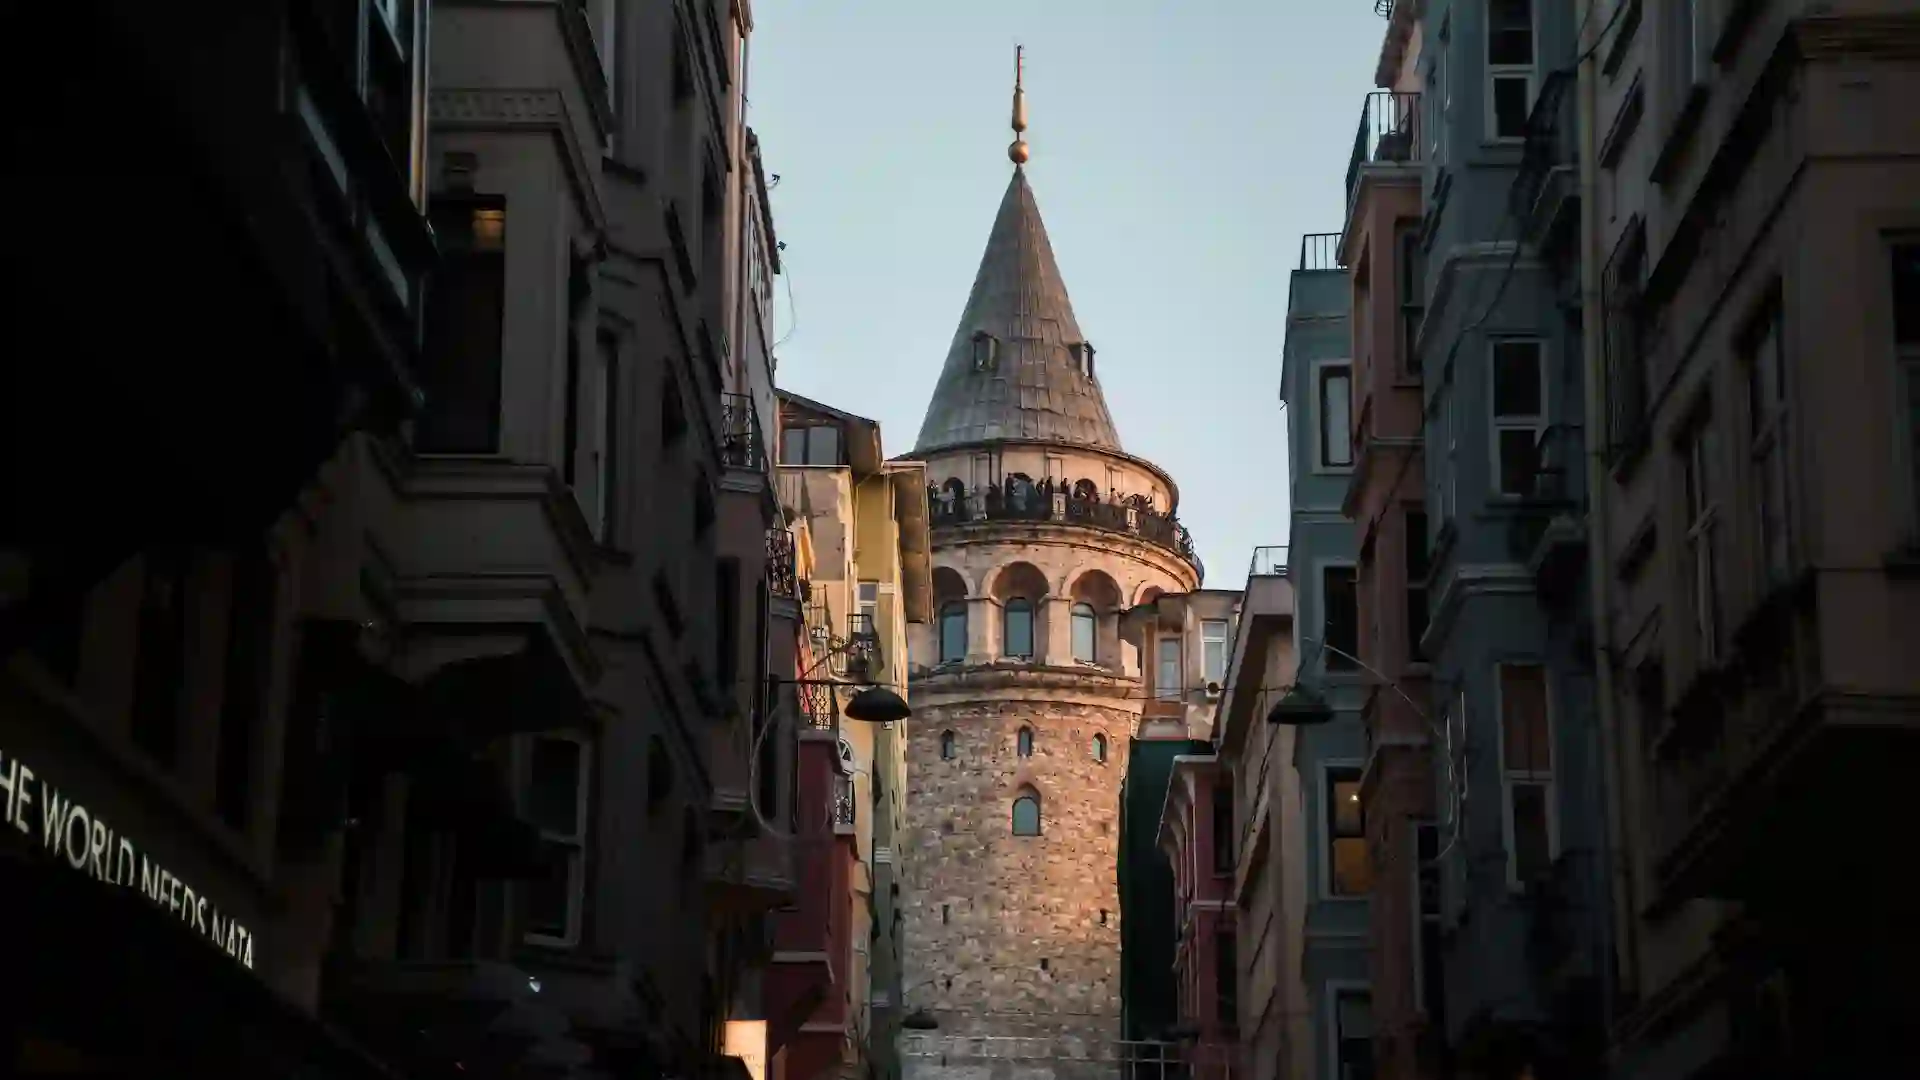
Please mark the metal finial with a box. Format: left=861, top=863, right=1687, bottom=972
left=1008, top=45, right=1030, bottom=165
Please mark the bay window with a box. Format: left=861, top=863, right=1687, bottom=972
left=1488, top=0, right=1536, bottom=141
left=1498, top=664, right=1556, bottom=887
left=1492, top=339, right=1546, bottom=497
left=1319, top=363, right=1354, bottom=469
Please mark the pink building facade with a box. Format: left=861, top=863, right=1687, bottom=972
left=1158, top=753, right=1237, bottom=1080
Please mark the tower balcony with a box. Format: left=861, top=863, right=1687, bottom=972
left=925, top=482, right=1203, bottom=578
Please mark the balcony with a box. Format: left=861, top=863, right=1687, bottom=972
left=1248, top=545, right=1290, bottom=578
left=767, top=527, right=800, bottom=602
left=1509, top=70, right=1580, bottom=268
left=926, top=482, right=1203, bottom=577
left=798, top=680, right=837, bottom=731
left=1299, top=232, right=1348, bottom=272
left=1345, top=90, right=1423, bottom=209
left=721, top=392, right=765, bottom=473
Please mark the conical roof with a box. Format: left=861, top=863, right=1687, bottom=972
left=913, top=168, right=1123, bottom=453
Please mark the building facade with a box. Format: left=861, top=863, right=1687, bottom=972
left=1583, top=1, right=1920, bottom=1077
left=769, top=392, right=931, bottom=1080
left=1279, top=234, right=1376, bottom=1080
left=1117, top=735, right=1213, bottom=1045
left=897, top=88, right=1204, bottom=1080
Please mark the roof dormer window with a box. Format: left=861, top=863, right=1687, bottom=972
left=971, top=331, right=998, bottom=372
left=1073, top=341, right=1096, bottom=378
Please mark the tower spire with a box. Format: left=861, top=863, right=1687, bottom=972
left=1008, top=45, right=1030, bottom=166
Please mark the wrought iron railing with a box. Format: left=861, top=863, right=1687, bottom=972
left=766, top=527, right=798, bottom=600
left=720, top=392, right=763, bottom=471
left=1298, top=232, right=1346, bottom=271
left=1248, top=545, right=1290, bottom=578
left=798, top=679, right=835, bottom=730
left=925, top=482, right=1203, bottom=576
left=1345, top=90, right=1423, bottom=206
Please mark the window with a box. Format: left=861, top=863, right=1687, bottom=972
left=779, top=424, right=843, bottom=466
left=1326, top=766, right=1371, bottom=897
left=1215, top=932, right=1239, bottom=1029
left=1002, top=598, right=1034, bottom=659
left=1073, top=342, right=1096, bottom=378
left=1071, top=602, right=1098, bottom=663
left=1211, top=781, right=1235, bottom=874
left=971, top=331, right=997, bottom=371
left=131, top=547, right=193, bottom=768
left=1092, top=733, right=1108, bottom=764
left=1675, top=0, right=1706, bottom=91
left=939, top=602, right=968, bottom=663
left=1319, top=363, right=1354, bottom=469
left=1012, top=790, right=1041, bottom=836
left=857, top=580, right=879, bottom=639
left=1492, top=339, right=1547, bottom=497
left=1202, top=619, right=1230, bottom=686
left=595, top=333, right=619, bottom=542
left=1441, top=380, right=1459, bottom=523
left=940, top=730, right=956, bottom=760
left=1405, top=510, right=1431, bottom=663
left=1017, top=726, right=1034, bottom=758
left=1427, top=18, right=1449, bottom=161
left=1744, top=298, right=1792, bottom=587
left=1156, top=636, right=1182, bottom=700
left=1604, top=223, right=1650, bottom=451
left=1890, top=242, right=1920, bottom=539
left=1499, top=664, right=1556, bottom=887
left=1487, top=0, right=1536, bottom=140
left=1680, top=408, right=1722, bottom=662
left=1322, top=566, right=1359, bottom=673
left=525, top=735, right=591, bottom=946
left=1332, top=989, right=1377, bottom=1080
left=1411, top=823, right=1445, bottom=1021
left=417, top=201, right=506, bottom=453
left=1398, top=224, right=1425, bottom=373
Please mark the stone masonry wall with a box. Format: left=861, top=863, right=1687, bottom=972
left=903, top=696, right=1138, bottom=1045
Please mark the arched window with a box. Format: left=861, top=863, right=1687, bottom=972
left=1017, top=726, right=1034, bottom=758
left=1092, top=733, right=1108, bottom=763
left=939, top=602, right=967, bottom=663
left=1003, top=598, right=1034, bottom=658
left=940, top=730, right=956, bottom=760
left=1012, top=790, right=1042, bottom=836
left=1071, top=602, right=1097, bottom=663
left=1072, top=478, right=1098, bottom=501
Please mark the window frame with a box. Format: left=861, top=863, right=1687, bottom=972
left=1398, top=224, right=1425, bottom=375
left=1490, top=338, right=1549, bottom=498
left=1409, top=821, right=1444, bottom=1018
left=523, top=733, right=593, bottom=949
left=1680, top=406, right=1722, bottom=664
left=938, top=601, right=968, bottom=664
left=1427, top=16, right=1450, bottom=163
left=1321, top=762, right=1370, bottom=900
left=1201, top=619, right=1230, bottom=686
left=1486, top=0, right=1538, bottom=142
left=1155, top=635, right=1182, bottom=700
left=1888, top=238, right=1920, bottom=544
left=940, top=729, right=957, bottom=761
left=1325, top=983, right=1376, bottom=1080
left=1320, top=563, right=1360, bottom=674
left=1016, top=726, right=1035, bottom=759
left=1002, top=598, right=1035, bottom=659
left=1316, top=360, right=1356, bottom=472
left=1092, top=732, right=1108, bottom=764
left=971, top=331, right=997, bottom=372
left=1071, top=602, right=1098, bottom=664
left=1495, top=662, right=1558, bottom=891
left=1011, top=790, right=1042, bottom=836
left=1742, top=292, right=1793, bottom=588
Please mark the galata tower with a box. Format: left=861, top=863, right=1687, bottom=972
left=898, top=51, right=1203, bottom=1079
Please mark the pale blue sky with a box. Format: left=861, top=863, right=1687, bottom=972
left=749, top=1, right=1387, bottom=590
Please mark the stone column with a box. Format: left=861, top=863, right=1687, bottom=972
left=1044, top=596, right=1071, bottom=665
left=966, top=597, right=997, bottom=664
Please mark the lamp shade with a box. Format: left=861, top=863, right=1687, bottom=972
left=844, top=685, right=912, bottom=725
left=901, top=1010, right=940, bottom=1031
left=1265, top=684, right=1335, bottom=727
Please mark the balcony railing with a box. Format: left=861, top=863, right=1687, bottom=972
left=720, top=392, right=763, bottom=472
left=832, top=774, right=856, bottom=828
left=1345, top=90, right=1424, bottom=207
left=1298, top=232, right=1347, bottom=272
left=767, top=527, right=799, bottom=600
left=798, top=679, right=836, bottom=730
left=926, top=481, right=1203, bottom=577
left=1248, top=545, right=1290, bottom=578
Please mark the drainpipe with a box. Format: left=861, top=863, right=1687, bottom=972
left=1574, top=0, right=1639, bottom=1032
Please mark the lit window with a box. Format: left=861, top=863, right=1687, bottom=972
left=1499, top=664, right=1556, bottom=886
left=1491, top=339, right=1546, bottom=496
left=525, top=735, right=592, bottom=946
left=1326, top=766, right=1370, bottom=897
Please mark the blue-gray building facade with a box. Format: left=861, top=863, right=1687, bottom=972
left=1281, top=240, right=1375, bottom=1080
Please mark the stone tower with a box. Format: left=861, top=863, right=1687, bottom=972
left=898, top=71, right=1203, bottom=1080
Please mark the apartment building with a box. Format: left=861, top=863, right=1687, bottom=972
left=1583, top=1, right=1920, bottom=1076
left=769, top=392, right=931, bottom=1080
left=1275, top=234, right=1377, bottom=1080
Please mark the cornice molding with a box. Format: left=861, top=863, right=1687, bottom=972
left=430, top=87, right=607, bottom=235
